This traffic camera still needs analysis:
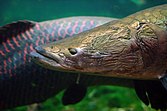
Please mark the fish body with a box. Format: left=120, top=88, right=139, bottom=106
left=32, top=4, right=167, bottom=110
left=0, top=17, right=130, bottom=109
left=34, top=4, right=167, bottom=80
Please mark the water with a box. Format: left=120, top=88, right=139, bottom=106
left=0, top=0, right=167, bottom=25
left=1, top=0, right=167, bottom=111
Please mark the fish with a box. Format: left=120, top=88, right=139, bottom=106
left=32, top=4, right=167, bottom=110
left=0, top=16, right=136, bottom=109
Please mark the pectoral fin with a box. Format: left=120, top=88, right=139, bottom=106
left=160, top=74, right=167, bottom=90
left=134, top=80, right=167, bottom=111
left=134, top=80, right=149, bottom=106
left=62, top=83, right=87, bottom=105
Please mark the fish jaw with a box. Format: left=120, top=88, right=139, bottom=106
left=30, top=50, right=64, bottom=71
left=30, top=46, right=66, bottom=70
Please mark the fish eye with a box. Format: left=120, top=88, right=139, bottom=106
left=68, top=48, right=78, bottom=55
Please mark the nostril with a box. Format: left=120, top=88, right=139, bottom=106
left=68, top=48, right=78, bottom=55
left=58, top=53, right=65, bottom=58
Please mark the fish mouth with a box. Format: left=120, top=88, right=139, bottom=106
left=30, top=46, right=64, bottom=70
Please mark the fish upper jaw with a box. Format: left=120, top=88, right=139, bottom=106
left=35, top=46, right=63, bottom=63
left=30, top=46, right=67, bottom=71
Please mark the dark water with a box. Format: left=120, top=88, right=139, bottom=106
left=1, top=0, right=167, bottom=111
left=0, top=0, right=167, bottom=25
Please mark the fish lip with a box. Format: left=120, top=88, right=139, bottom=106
left=34, top=46, right=62, bottom=64
left=30, top=50, right=65, bottom=71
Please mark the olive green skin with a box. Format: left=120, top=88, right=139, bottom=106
left=35, top=4, right=167, bottom=80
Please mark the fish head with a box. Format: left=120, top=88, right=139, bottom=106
left=32, top=21, right=143, bottom=76
left=33, top=32, right=114, bottom=73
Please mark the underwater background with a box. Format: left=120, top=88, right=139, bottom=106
left=1, top=0, right=167, bottom=111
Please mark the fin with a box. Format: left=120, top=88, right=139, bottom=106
left=62, top=83, right=87, bottom=105
left=0, top=20, right=36, bottom=43
left=134, top=80, right=149, bottom=106
left=134, top=80, right=167, bottom=111
left=160, top=74, right=167, bottom=90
